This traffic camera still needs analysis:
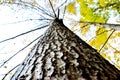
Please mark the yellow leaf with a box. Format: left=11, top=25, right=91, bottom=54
left=87, top=0, right=94, bottom=4
left=79, top=23, right=85, bottom=28
left=114, top=51, right=120, bottom=69
left=30, top=2, right=37, bottom=6
left=101, top=53, right=111, bottom=61
left=66, top=2, right=76, bottom=15
left=76, top=0, right=84, bottom=3
left=76, top=0, right=107, bottom=23
left=101, top=53, right=106, bottom=58
left=99, top=0, right=107, bottom=7
left=117, top=32, right=120, bottom=37
left=89, top=27, right=108, bottom=50
left=81, top=25, right=90, bottom=36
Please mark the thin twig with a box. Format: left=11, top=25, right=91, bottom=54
left=99, top=29, right=115, bottom=52
left=1, top=18, right=51, bottom=25
left=55, top=0, right=67, bottom=18
left=57, top=0, right=67, bottom=9
left=79, top=21, right=120, bottom=30
left=63, top=6, right=66, bottom=20
left=49, top=0, right=56, bottom=17
left=36, top=4, right=55, bottom=18
left=87, top=29, right=113, bottom=43
left=57, top=9, right=60, bottom=19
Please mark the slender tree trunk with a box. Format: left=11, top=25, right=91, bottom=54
left=11, top=18, right=120, bottom=80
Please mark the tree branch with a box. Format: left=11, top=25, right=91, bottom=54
left=99, top=29, right=115, bottom=52
left=1, top=18, right=51, bottom=25
left=0, top=35, right=43, bottom=68
left=0, top=25, right=48, bottom=43
left=2, top=64, right=20, bottom=80
left=78, top=21, right=120, bottom=30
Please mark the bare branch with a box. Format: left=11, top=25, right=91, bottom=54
left=0, top=35, right=43, bottom=68
left=78, top=21, right=120, bottom=30
left=56, top=0, right=67, bottom=9
left=2, top=64, right=20, bottom=80
left=49, top=0, right=56, bottom=18
left=1, top=18, right=51, bottom=25
left=99, top=29, right=115, bottom=52
left=0, top=25, right=48, bottom=43
left=63, top=6, right=66, bottom=20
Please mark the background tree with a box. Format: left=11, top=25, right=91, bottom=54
left=0, top=0, right=120, bottom=79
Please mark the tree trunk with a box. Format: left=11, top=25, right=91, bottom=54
left=11, top=18, right=120, bottom=80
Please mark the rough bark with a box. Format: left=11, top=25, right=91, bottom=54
left=11, top=18, right=120, bottom=80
